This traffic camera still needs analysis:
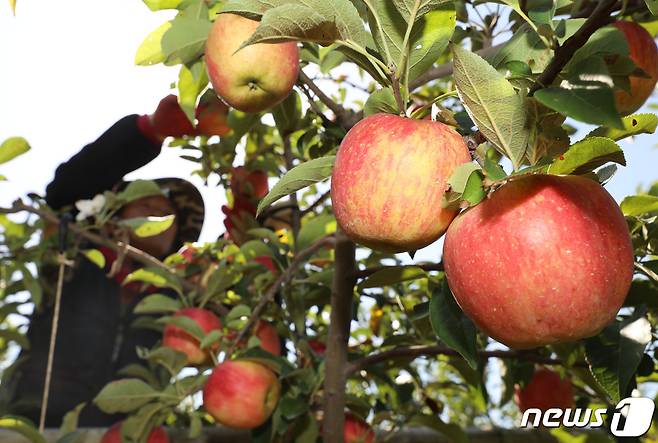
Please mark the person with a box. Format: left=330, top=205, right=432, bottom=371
left=2, top=96, right=205, bottom=427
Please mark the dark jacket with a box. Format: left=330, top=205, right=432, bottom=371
left=6, top=115, right=167, bottom=427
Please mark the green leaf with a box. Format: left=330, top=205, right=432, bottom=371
left=117, top=180, right=163, bottom=203
left=447, top=162, right=480, bottom=193
left=135, top=21, right=171, bottom=66
left=429, top=280, right=479, bottom=369
left=0, top=329, right=29, bottom=350
left=93, top=379, right=161, bottom=414
left=146, top=347, right=188, bottom=375
left=158, top=315, right=206, bottom=340
left=452, top=44, right=529, bottom=170
left=257, top=156, right=335, bottom=216
left=82, top=249, right=106, bottom=268
left=0, top=416, right=46, bottom=443
left=226, top=304, right=252, bottom=324
left=119, top=215, right=175, bottom=238
left=204, top=266, right=242, bottom=296
left=647, top=0, right=658, bottom=15
left=585, top=316, right=651, bottom=403
left=143, top=0, right=182, bottom=11
left=483, top=157, right=507, bottom=181
left=60, top=402, right=86, bottom=436
left=534, top=85, right=624, bottom=129
left=407, top=414, right=467, bottom=443
left=359, top=266, right=428, bottom=289
left=279, top=396, right=308, bottom=420
left=200, top=330, right=223, bottom=350
left=546, top=137, right=625, bottom=175
left=364, top=88, right=399, bottom=117
left=124, top=267, right=182, bottom=294
left=178, top=60, right=208, bottom=123
left=0, top=137, right=30, bottom=165
left=621, top=195, right=658, bottom=217
left=588, top=113, right=658, bottom=141
left=297, top=214, right=336, bottom=251
left=272, top=90, right=302, bottom=136
left=227, top=0, right=367, bottom=48
left=391, top=0, right=452, bottom=22
left=462, top=170, right=486, bottom=205
left=161, top=2, right=212, bottom=65
left=134, top=294, right=182, bottom=314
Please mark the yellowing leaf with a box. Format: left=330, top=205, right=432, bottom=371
left=134, top=21, right=172, bottom=66
left=83, top=249, right=106, bottom=268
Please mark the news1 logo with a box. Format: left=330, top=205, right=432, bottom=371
left=520, top=397, right=655, bottom=437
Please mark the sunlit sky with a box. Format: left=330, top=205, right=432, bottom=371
left=1, top=0, right=658, bottom=263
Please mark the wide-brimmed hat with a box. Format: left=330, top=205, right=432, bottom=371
left=117, top=178, right=204, bottom=248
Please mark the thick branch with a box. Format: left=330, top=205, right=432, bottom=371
left=350, top=262, right=444, bottom=280
left=345, top=345, right=586, bottom=375
left=529, top=0, right=618, bottom=94
left=227, top=234, right=336, bottom=355
left=323, top=229, right=356, bottom=443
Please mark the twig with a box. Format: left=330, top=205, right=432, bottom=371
left=283, top=137, right=301, bottom=249
left=298, top=70, right=361, bottom=129
left=226, top=234, right=336, bottom=356
left=301, top=190, right=331, bottom=216
left=345, top=345, right=585, bottom=375
left=529, top=0, right=618, bottom=94
left=323, top=229, right=356, bottom=443
left=350, top=262, right=444, bottom=280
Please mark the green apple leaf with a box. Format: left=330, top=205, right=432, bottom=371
left=297, top=214, right=336, bottom=251
left=546, top=136, right=625, bottom=176
left=142, top=0, right=182, bottom=11
left=0, top=137, right=30, bottom=165
left=257, top=156, right=335, bottom=216
left=588, top=113, right=658, bottom=141
left=359, top=266, right=428, bottom=290
left=231, top=0, right=367, bottom=48
left=272, top=90, right=302, bottom=137
left=429, top=279, right=479, bottom=369
left=119, top=215, right=176, bottom=238
left=364, top=88, right=399, bottom=117
left=0, top=416, right=46, bottom=443
left=482, top=157, right=507, bottom=181
left=94, top=379, right=161, bottom=414
left=134, top=21, right=171, bottom=66
left=462, top=170, right=486, bottom=205
left=178, top=60, right=208, bottom=123
left=161, top=2, right=212, bottom=65
left=391, top=0, right=452, bottom=23
left=117, top=179, right=163, bottom=203
left=534, top=85, right=624, bottom=129
left=124, top=267, right=183, bottom=294
left=134, top=294, right=182, bottom=314
left=452, top=44, right=529, bottom=171
left=585, top=315, right=651, bottom=403
left=621, top=195, right=658, bottom=217
left=83, top=249, right=106, bottom=269
left=646, top=0, right=658, bottom=15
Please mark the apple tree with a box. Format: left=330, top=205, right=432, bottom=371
left=2, top=0, right=658, bottom=442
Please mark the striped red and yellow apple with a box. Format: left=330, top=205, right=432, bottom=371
left=331, top=113, right=471, bottom=253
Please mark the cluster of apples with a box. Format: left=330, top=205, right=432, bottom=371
left=332, top=21, right=658, bottom=350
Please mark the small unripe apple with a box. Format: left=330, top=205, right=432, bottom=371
left=163, top=308, right=222, bottom=365
left=443, top=174, right=633, bottom=349
left=203, top=360, right=280, bottom=429
left=254, top=320, right=281, bottom=356
left=196, top=94, right=230, bottom=137
left=331, top=113, right=471, bottom=253
left=344, top=414, right=375, bottom=443
left=612, top=21, right=658, bottom=115
left=205, top=14, right=299, bottom=113
left=514, top=368, right=574, bottom=412
left=100, top=422, right=169, bottom=443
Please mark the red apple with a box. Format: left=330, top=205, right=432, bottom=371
left=613, top=21, right=658, bottom=115
left=308, top=339, right=326, bottom=355
left=331, top=113, right=471, bottom=252
left=443, top=174, right=633, bottom=349
left=514, top=368, right=574, bottom=412
left=205, top=14, right=299, bottom=113
left=254, top=320, right=281, bottom=356
left=203, top=360, right=280, bottom=429
left=196, top=93, right=231, bottom=137
left=101, top=422, right=168, bottom=443
left=344, top=414, right=375, bottom=443
left=231, top=166, right=269, bottom=199
left=163, top=308, right=222, bottom=365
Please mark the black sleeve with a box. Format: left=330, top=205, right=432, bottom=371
left=45, top=115, right=161, bottom=210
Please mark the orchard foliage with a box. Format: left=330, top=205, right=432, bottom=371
left=2, top=1, right=658, bottom=442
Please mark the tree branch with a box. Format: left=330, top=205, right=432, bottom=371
left=226, top=234, right=336, bottom=356
left=298, top=70, right=361, bottom=129
left=529, top=0, right=618, bottom=94
left=323, top=229, right=356, bottom=443
left=345, top=345, right=586, bottom=375
left=350, top=263, right=444, bottom=280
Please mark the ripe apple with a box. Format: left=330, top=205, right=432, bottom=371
left=514, top=368, right=574, bottom=412
left=308, top=339, right=326, bottom=355
left=203, top=360, right=280, bottom=429
left=101, top=422, right=168, bottom=443
left=613, top=21, right=658, bottom=115
left=344, top=414, right=375, bottom=443
left=196, top=93, right=231, bottom=137
left=254, top=320, right=281, bottom=356
left=443, top=174, right=633, bottom=349
left=205, top=14, right=299, bottom=113
left=231, top=166, right=269, bottom=199
left=331, top=113, right=471, bottom=252
left=163, top=308, right=222, bottom=365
